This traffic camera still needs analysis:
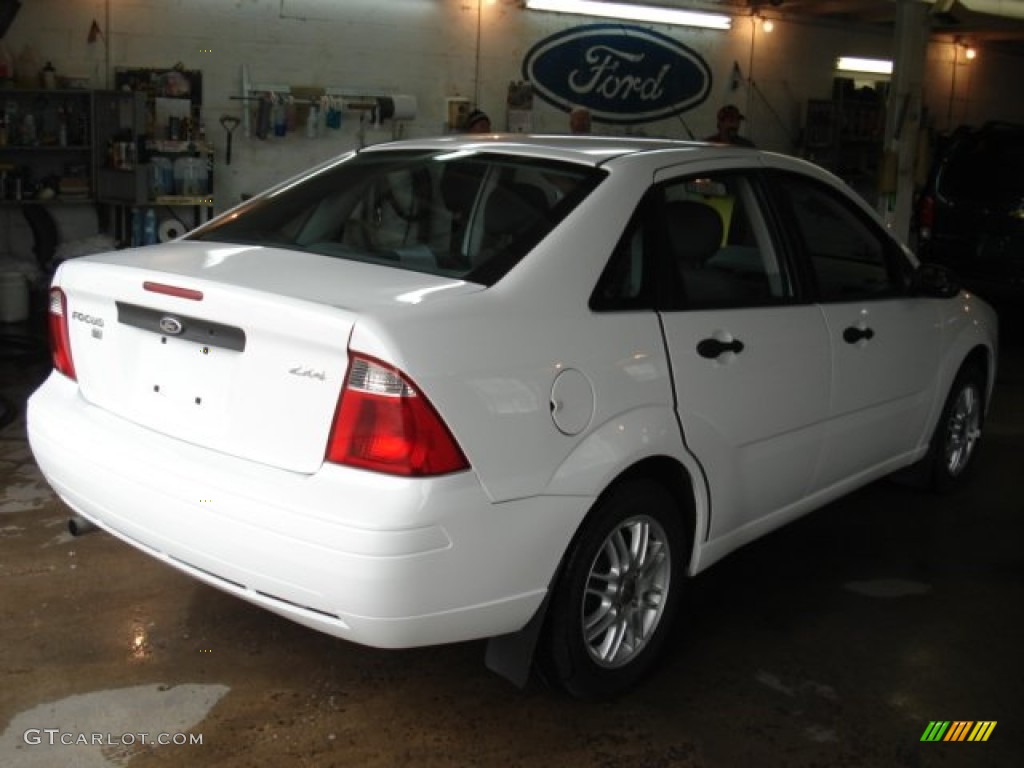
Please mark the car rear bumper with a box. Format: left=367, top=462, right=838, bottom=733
left=28, top=372, right=590, bottom=648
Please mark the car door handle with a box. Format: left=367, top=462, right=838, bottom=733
left=697, top=337, right=745, bottom=359
left=842, top=326, right=875, bottom=344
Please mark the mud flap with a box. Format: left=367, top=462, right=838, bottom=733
left=484, top=592, right=551, bottom=688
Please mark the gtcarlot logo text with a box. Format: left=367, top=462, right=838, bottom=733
left=23, top=729, right=203, bottom=746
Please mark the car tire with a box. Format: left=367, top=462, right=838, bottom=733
left=539, top=479, right=687, bottom=698
left=923, top=363, right=986, bottom=491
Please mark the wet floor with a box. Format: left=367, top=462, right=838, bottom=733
left=1, top=310, right=1022, bottom=768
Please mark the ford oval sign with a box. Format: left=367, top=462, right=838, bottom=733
left=523, top=24, right=712, bottom=125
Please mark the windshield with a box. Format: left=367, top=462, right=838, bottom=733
left=189, top=149, right=606, bottom=285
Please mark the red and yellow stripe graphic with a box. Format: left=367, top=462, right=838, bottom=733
left=920, top=721, right=997, bottom=742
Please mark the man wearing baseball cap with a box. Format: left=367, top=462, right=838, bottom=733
left=705, top=104, right=754, bottom=147
left=464, top=108, right=492, bottom=133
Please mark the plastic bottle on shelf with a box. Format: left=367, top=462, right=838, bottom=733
left=174, top=155, right=207, bottom=196
left=150, top=157, right=173, bottom=198
left=275, top=105, right=286, bottom=137
left=306, top=105, right=319, bottom=138
left=41, top=61, right=57, bottom=90
left=143, top=208, right=158, bottom=246
left=22, top=113, right=37, bottom=146
left=286, top=97, right=297, bottom=133
left=131, top=208, right=143, bottom=247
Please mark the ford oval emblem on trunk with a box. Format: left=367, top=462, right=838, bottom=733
left=159, top=316, right=184, bottom=335
left=523, top=24, right=712, bottom=125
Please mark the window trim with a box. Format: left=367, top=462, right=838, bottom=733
left=588, top=191, right=660, bottom=313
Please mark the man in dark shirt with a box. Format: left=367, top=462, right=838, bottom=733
left=705, top=104, right=754, bottom=147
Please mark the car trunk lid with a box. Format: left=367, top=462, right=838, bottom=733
left=55, top=242, right=480, bottom=474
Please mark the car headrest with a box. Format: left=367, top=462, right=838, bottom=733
left=484, top=182, right=548, bottom=236
left=664, top=200, right=723, bottom=267
left=440, top=160, right=486, bottom=214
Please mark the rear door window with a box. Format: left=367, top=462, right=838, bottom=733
left=658, top=174, right=794, bottom=310
left=591, top=171, right=795, bottom=311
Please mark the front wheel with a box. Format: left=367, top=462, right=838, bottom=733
left=926, top=364, right=986, bottom=490
left=540, top=479, right=687, bottom=698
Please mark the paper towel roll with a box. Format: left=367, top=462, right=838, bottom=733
left=158, top=219, right=185, bottom=242
left=391, top=94, right=417, bottom=121
left=377, top=95, right=417, bottom=121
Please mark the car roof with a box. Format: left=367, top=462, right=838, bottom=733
left=358, top=133, right=756, bottom=168
left=355, top=133, right=857, bottom=211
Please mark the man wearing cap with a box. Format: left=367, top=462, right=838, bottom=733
left=464, top=108, right=492, bottom=133
left=705, top=104, right=754, bottom=146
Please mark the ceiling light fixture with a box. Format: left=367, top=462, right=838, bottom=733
left=524, top=0, right=732, bottom=30
left=836, top=56, right=893, bottom=75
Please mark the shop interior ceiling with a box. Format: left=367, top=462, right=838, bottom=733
left=686, top=1, right=1024, bottom=54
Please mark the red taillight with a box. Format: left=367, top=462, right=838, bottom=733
left=918, top=194, right=934, bottom=240
left=326, top=355, right=469, bottom=477
left=47, top=287, right=77, bottom=380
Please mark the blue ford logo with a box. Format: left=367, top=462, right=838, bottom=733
left=159, top=316, right=184, bottom=335
left=523, top=24, right=712, bottom=125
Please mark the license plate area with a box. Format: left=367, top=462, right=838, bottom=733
left=128, top=326, right=239, bottom=440
left=143, top=334, right=233, bottom=412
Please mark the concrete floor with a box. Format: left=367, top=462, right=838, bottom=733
left=1, top=304, right=1021, bottom=768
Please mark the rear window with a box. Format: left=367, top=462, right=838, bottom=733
left=189, top=149, right=605, bottom=285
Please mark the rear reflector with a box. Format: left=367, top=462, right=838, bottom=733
left=326, top=355, right=468, bottom=477
left=48, top=287, right=77, bottom=380
left=143, top=281, right=204, bottom=301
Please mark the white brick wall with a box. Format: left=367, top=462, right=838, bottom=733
left=1, top=0, right=1021, bottom=267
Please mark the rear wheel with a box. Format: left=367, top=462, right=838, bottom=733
left=540, top=479, right=686, bottom=698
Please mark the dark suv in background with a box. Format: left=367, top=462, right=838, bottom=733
left=916, top=121, right=1024, bottom=302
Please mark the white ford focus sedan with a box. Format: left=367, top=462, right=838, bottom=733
left=29, top=136, right=997, bottom=697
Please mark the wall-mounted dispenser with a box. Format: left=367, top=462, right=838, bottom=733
left=445, top=97, right=471, bottom=133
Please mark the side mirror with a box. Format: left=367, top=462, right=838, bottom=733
left=911, top=262, right=961, bottom=299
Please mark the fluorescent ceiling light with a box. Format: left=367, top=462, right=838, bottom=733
left=525, top=0, right=732, bottom=30
left=836, top=57, right=893, bottom=75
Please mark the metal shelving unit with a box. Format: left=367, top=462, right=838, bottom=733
left=0, top=88, right=94, bottom=205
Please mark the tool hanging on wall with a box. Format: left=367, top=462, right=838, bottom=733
left=254, top=94, right=271, bottom=140
left=231, top=65, right=419, bottom=145
left=219, top=115, right=240, bottom=164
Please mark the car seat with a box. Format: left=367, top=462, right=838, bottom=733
left=664, top=200, right=745, bottom=307
left=478, top=181, right=549, bottom=266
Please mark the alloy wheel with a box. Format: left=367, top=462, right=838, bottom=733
left=944, top=382, right=981, bottom=477
left=581, top=515, right=672, bottom=669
